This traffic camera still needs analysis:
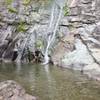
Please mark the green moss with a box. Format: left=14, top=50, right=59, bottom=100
left=63, top=6, right=69, bottom=16
left=23, top=0, right=31, bottom=5
left=36, top=39, right=43, bottom=49
left=17, top=25, right=26, bottom=32
left=16, top=22, right=28, bottom=32
left=8, top=7, right=18, bottom=13
left=6, top=0, right=13, bottom=5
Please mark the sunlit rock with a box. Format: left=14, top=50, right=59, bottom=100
left=61, top=38, right=94, bottom=68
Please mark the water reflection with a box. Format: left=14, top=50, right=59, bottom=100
left=15, top=62, right=21, bottom=73
left=44, top=64, right=57, bottom=100
left=0, top=63, right=100, bottom=100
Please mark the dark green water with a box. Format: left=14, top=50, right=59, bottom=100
left=0, top=63, right=100, bottom=100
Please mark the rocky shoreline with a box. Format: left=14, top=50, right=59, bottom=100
left=0, top=80, right=36, bottom=100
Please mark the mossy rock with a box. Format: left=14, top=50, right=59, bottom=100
left=17, top=25, right=28, bottom=32
left=8, top=7, right=18, bottom=13
left=36, top=39, right=43, bottom=49
left=16, top=22, right=28, bottom=32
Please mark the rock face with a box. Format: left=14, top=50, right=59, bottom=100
left=52, top=0, right=100, bottom=80
left=0, top=0, right=51, bottom=62
left=0, top=0, right=69, bottom=62
left=0, top=80, right=36, bottom=100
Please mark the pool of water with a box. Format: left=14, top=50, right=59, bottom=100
left=0, top=63, right=100, bottom=100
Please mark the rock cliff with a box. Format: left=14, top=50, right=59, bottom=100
left=0, top=0, right=100, bottom=80
left=53, top=0, right=100, bottom=80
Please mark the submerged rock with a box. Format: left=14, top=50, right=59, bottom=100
left=0, top=80, right=36, bottom=100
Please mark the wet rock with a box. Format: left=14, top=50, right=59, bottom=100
left=0, top=80, right=36, bottom=100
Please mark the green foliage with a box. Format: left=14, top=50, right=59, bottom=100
left=23, top=0, right=31, bottom=5
left=36, top=39, right=43, bottom=50
left=63, top=6, right=69, bottom=16
left=16, top=22, right=28, bottom=32
left=8, top=7, right=18, bottom=13
left=6, top=0, right=13, bottom=5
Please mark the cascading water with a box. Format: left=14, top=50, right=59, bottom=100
left=43, top=0, right=66, bottom=64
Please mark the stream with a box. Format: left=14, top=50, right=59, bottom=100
left=0, top=63, right=100, bottom=100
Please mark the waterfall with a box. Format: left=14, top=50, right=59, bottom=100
left=43, top=0, right=66, bottom=64
left=43, top=2, right=56, bottom=64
